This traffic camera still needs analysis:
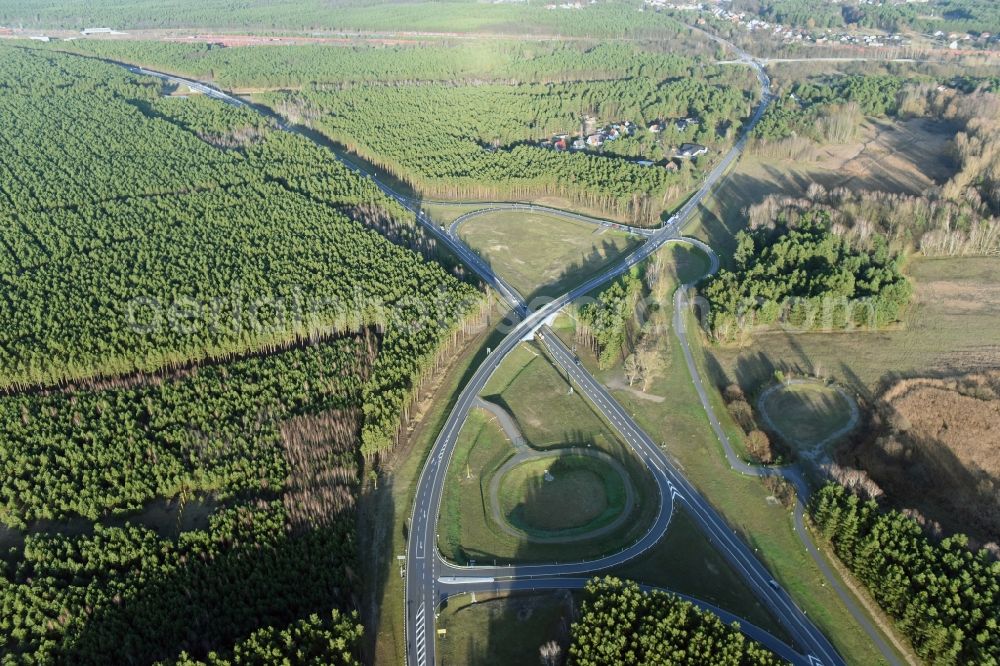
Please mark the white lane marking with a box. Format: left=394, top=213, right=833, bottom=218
left=414, top=602, right=427, bottom=666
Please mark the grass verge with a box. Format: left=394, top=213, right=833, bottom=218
left=612, top=507, right=788, bottom=642
left=759, top=383, right=854, bottom=449
left=366, top=301, right=510, bottom=666
left=458, top=211, right=642, bottom=301
left=436, top=591, right=575, bottom=666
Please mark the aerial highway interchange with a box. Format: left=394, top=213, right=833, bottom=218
left=117, top=35, right=900, bottom=666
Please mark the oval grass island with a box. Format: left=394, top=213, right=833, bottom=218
left=494, top=450, right=633, bottom=541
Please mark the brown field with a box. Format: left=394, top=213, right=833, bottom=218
left=704, top=256, right=1000, bottom=399
left=838, top=372, right=1000, bottom=546
left=686, top=113, right=999, bottom=546
left=764, top=117, right=957, bottom=194
left=689, top=117, right=959, bottom=255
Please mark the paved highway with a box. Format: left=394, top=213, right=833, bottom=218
left=398, top=40, right=810, bottom=666
left=108, top=43, right=898, bottom=666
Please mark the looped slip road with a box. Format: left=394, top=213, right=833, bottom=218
left=475, top=398, right=637, bottom=543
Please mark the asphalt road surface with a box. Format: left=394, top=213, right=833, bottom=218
left=106, top=40, right=902, bottom=666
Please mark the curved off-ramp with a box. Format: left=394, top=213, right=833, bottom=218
left=473, top=398, right=641, bottom=543
left=104, top=46, right=899, bottom=666
left=439, top=578, right=805, bottom=666
left=447, top=203, right=655, bottom=239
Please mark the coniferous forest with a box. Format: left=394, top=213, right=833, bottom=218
left=703, top=211, right=912, bottom=341
left=566, top=578, right=781, bottom=666
left=2, top=4, right=998, bottom=663
left=0, top=44, right=483, bottom=458
left=0, top=43, right=485, bottom=664
left=811, top=485, right=1000, bottom=664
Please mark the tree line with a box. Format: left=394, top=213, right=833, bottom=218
left=744, top=186, right=999, bottom=257
left=575, top=270, right=643, bottom=369
left=752, top=74, right=905, bottom=146
left=50, top=39, right=701, bottom=91
left=811, top=484, right=1000, bottom=665
left=751, top=74, right=1000, bottom=254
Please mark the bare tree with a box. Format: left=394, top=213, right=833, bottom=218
left=539, top=640, right=562, bottom=666
left=623, top=353, right=644, bottom=387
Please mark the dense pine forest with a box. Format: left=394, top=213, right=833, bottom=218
left=19, top=33, right=757, bottom=227
left=703, top=211, right=912, bottom=342
left=1, top=337, right=369, bottom=662
left=264, top=68, right=752, bottom=224
left=0, top=0, right=686, bottom=37
left=53, top=40, right=711, bottom=90
left=0, top=44, right=496, bottom=661
left=811, top=484, right=1000, bottom=665
left=49, top=37, right=761, bottom=226
left=575, top=270, right=643, bottom=369
left=0, top=44, right=486, bottom=458
left=567, top=578, right=781, bottom=665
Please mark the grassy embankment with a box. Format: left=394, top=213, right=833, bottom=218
left=759, top=383, right=855, bottom=450
left=499, top=454, right=624, bottom=533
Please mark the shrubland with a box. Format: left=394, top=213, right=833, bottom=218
left=835, top=371, right=1000, bottom=545
left=748, top=76, right=1000, bottom=256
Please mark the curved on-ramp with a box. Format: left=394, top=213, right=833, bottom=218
left=105, top=46, right=900, bottom=666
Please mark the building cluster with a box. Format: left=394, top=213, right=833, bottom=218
left=540, top=120, right=637, bottom=152
left=645, top=1, right=915, bottom=49
left=537, top=117, right=706, bottom=168
left=932, top=30, right=995, bottom=49
left=647, top=116, right=699, bottom=133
